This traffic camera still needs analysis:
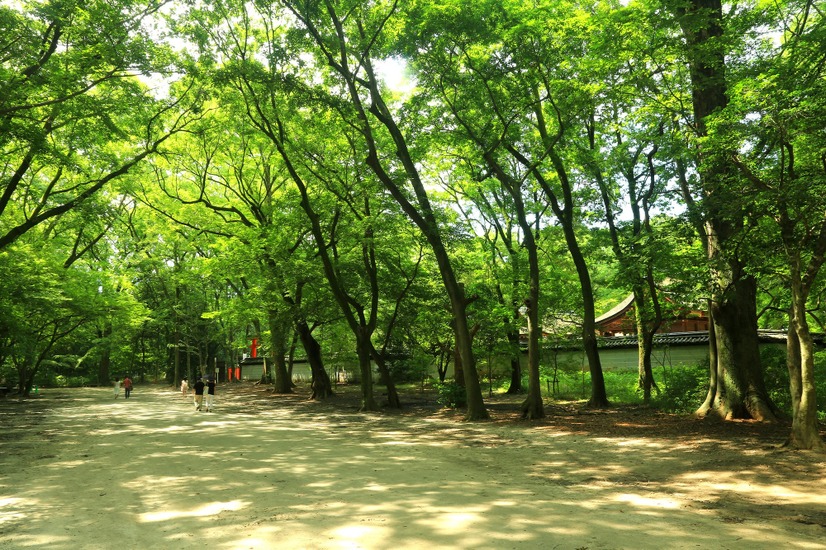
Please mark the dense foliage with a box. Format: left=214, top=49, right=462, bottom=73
left=1, top=0, right=824, bottom=442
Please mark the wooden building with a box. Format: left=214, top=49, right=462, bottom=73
left=594, top=293, right=709, bottom=337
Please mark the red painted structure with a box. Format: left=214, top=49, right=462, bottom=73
left=595, top=294, right=709, bottom=337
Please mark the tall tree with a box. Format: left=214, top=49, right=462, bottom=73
left=583, top=4, right=685, bottom=404
left=723, top=0, right=826, bottom=448
left=149, top=110, right=304, bottom=394
left=173, top=2, right=416, bottom=408
left=405, top=0, right=610, bottom=408
left=445, top=175, right=527, bottom=396
left=278, top=0, right=489, bottom=418
left=665, top=0, right=777, bottom=419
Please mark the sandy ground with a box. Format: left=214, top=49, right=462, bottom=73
left=0, top=382, right=825, bottom=550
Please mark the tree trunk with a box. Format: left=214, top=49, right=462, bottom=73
left=517, top=199, right=544, bottom=419
left=569, top=234, right=607, bottom=407
left=679, top=0, right=775, bottom=420
left=696, top=298, right=719, bottom=417
left=635, top=314, right=657, bottom=405
left=785, top=261, right=826, bottom=450
left=295, top=321, right=332, bottom=400
left=520, top=298, right=544, bottom=419
left=371, top=345, right=401, bottom=409
left=267, top=309, right=292, bottom=394
left=506, top=329, right=523, bottom=394
left=633, top=283, right=661, bottom=405
left=15, top=360, right=29, bottom=397
left=709, top=273, right=775, bottom=420
left=173, top=326, right=181, bottom=390
left=498, top=259, right=523, bottom=396
left=447, top=316, right=487, bottom=418
left=502, top=282, right=523, bottom=394
left=355, top=329, right=378, bottom=411
left=452, top=337, right=464, bottom=387
left=637, top=334, right=655, bottom=404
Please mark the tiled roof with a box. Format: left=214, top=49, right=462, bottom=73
left=598, top=332, right=708, bottom=348
left=596, top=329, right=792, bottom=349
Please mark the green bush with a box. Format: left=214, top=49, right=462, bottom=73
left=654, top=362, right=708, bottom=413
left=433, top=380, right=467, bottom=408
left=603, top=370, right=642, bottom=403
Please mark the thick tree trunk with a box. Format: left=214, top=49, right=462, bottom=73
left=451, top=334, right=466, bottom=387
left=427, top=251, right=487, bottom=419
left=173, top=326, right=180, bottom=391
left=534, top=162, right=607, bottom=407
left=709, top=273, right=775, bottom=420
left=636, top=330, right=656, bottom=405
left=482, top=159, right=540, bottom=413
left=573, top=246, right=608, bottom=408
left=559, top=209, right=608, bottom=408
left=637, top=336, right=655, bottom=404
left=16, top=362, right=29, bottom=397
left=267, top=309, right=293, bottom=394
left=679, top=0, right=774, bottom=420
left=362, top=60, right=488, bottom=420
left=23, top=368, right=35, bottom=397
left=505, top=298, right=525, bottom=395
left=282, top=1, right=488, bottom=419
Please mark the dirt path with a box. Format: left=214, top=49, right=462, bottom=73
left=1, top=383, right=824, bottom=549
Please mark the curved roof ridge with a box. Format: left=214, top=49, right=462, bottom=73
left=595, top=293, right=635, bottom=325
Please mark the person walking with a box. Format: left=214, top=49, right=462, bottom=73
left=205, top=377, right=216, bottom=412
left=193, top=377, right=205, bottom=411
left=113, top=378, right=120, bottom=399
left=181, top=377, right=189, bottom=397
left=122, top=376, right=133, bottom=399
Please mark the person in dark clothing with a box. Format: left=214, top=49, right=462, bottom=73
left=205, top=377, right=216, bottom=412
left=193, top=378, right=205, bottom=411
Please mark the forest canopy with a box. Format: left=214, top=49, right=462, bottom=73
left=1, top=0, right=824, bottom=448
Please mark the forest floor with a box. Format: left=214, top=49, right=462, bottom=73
left=0, top=381, right=825, bottom=550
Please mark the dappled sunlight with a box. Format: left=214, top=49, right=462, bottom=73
left=711, top=480, right=823, bottom=503
left=244, top=467, right=277, bottom=475
left=378, top=440, right=416, bottom=446
left=433, top=511, right=483, bottom=532
left=0, top=497, right=30, bottom=524
left=2, top=385, right=824, bottom=550
left=674, top=470, right=826, bottom=504
left=362, top=483, right=389, bottom=492
left=307, top=480, right=336, bottom=488
left=611, top=437, right=667, bottom=449
left=44, top=460, right=87, bottom=469
left=615, top=493, right=682, bottom=509
left=140, top=500, right=247, bottom=522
